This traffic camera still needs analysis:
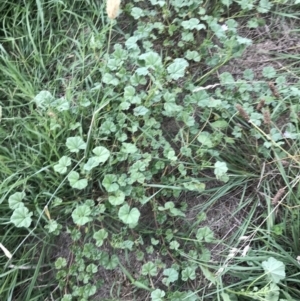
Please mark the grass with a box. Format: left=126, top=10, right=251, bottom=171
left=1, top=0, right=300, bottom=300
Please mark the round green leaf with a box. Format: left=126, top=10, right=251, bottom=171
left=54, top=156, right=71, bottom=174
left=68, top=171, right=88, bottom=190
left=102, top=73, right=120, bottom=86
left=185, top=50, right=201, bottom=62
left=182, top=267, right=196, bottom=281
left=262, top=257, right=285, bottom=283
left=183, top=180, right=205, bottom=192
left=219, top=72, right=235, bottom=85
left=124, top=86, right=135, bottom=99
left=151, top=289, right=165, bottom=301
left=61, top=294, right=72, bottom=301
left=196, top=226, right=215, bottom=243
left=131, top=7, right=144, bottom=19
left=139, top=51, right=162, bottom=69
left=83, top=157, right=101, bottom=171
left=142, top=262, right=158, bottom=276
left=133, top=106, right=149, bottom=116
left=150, top=0, right=166, bottom=6
left=197, top=132, right=213, bottom=147
left=121, top=143, right=138, bottom=154
left=10, top=207, right=33, bottom=228
left=262, top=66, right=276, bottom=78
left=109, top=190, right=125, bottom=206
left=214, top=161, right=228, bottom=180
left=8, top=192, right=26, bottom=210
left=181, top=18, right=205, bottom=30
left=210, top=119, right=228, bottom=129
left=93, top=229, right=108, bottom=247
left=92, top=146, right=110, bottom=163
left=106, top=255, right=119, bottom=270
left=45, top=220, right=59, bottom=233
left=102, top=174, right=119, bottom=192
left=55, top=257, right=67, bottom=269
left=72, top=204, right=92, bottom=226
left=167, top=58, right=189, bottom=80
left=118, top=204, right=140, bottom=225
left=33, top=90, right=54, bottom=110
left=86, top=263, right=98, bottom=274
left=162, top=268, right=179, bottom=285
left=66, top=136, right=86, bottom=153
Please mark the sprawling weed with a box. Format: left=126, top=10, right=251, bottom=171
left=1, top=0, right=300, bottom=300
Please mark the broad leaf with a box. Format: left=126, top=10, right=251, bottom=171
left=151, top=289, right=165, bottom=301
left=139, top=51, right=162, bottom=69
left=72, top=205, right=92, bottom=226
left=8, top=192, right=25, bottom=210
left=133, top=105, right=149, bottom=116
left=142, top=262, right=158, bottom=276
left=162, top=268, right=179, bottom=285
left=185, top=50, right=201, bottom=62
left=102, top=174, right=119, bottom=192
left=262, top=257, right=285, bottom=283
left=109, top=190, right=125, bottom=206
left=33, top=90, right=54, bottom=110
left=106, top=254, right=119, bottom=270
left=131, top=7, right=144, bottom=19
left=66, top=136, right=86, bottom=153
left=262, top=66, right=276, bottom=78
left=196, top=226, right=215, bottom=243
left=182, top=267, right=196, bottom=281
left=214, top=161, right=228, bottom=181
left=54, top=156, right=71, bottom=174
left=197, top=132, right=213, bottom=147
left=181, top=18, right=205, bottom=30
left=121, top=143, right=138, bottom=154
left=55, top=257, right=67, bottom=269
left=266, top=283, right=280, bottom=301
left=68, top=171, right=88, bottom=190
left=210, top=119, right=228, bottom=129
left=83, top=157, right=101, bottom=171
left=118, top=204, right=140, bottom=225
left=102, top=73, right=119, bottom=86
left=167, top=58, right=189, bottom=80
left=183, top=180, right=205, bottom=191
left=92, top=146, right=110, bottom=162
left=10, top=207, right=33, bottom=228
left=93, top=229, right=108, bottom=247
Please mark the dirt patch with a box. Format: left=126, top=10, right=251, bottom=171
left=220, top=17, right=300, bottom=81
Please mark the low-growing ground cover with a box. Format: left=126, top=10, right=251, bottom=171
left=0, top=0, right=300, bottom=300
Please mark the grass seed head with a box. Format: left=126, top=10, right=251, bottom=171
left=256, top=99, right=265, bottom=111
left=268, top=82, right=280, bottom=98
left=236, top=104, right=250, bottom=121
left=272, top=188, right=285, bottom=205
left=106, top=0, right=121, bottom=20
left=263, top=108, right=271, bottom=125
left=0, top=243, right=12, bottom=259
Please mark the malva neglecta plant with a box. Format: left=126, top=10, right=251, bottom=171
left=0, top=0, right=300, bottom=300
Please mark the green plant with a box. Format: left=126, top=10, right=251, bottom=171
left=1, top=0, right=300, bottom=300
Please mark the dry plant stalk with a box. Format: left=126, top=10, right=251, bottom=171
left=235, top=104, right=250, bottom=121
left=106, top=0, right=121, bottom=20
